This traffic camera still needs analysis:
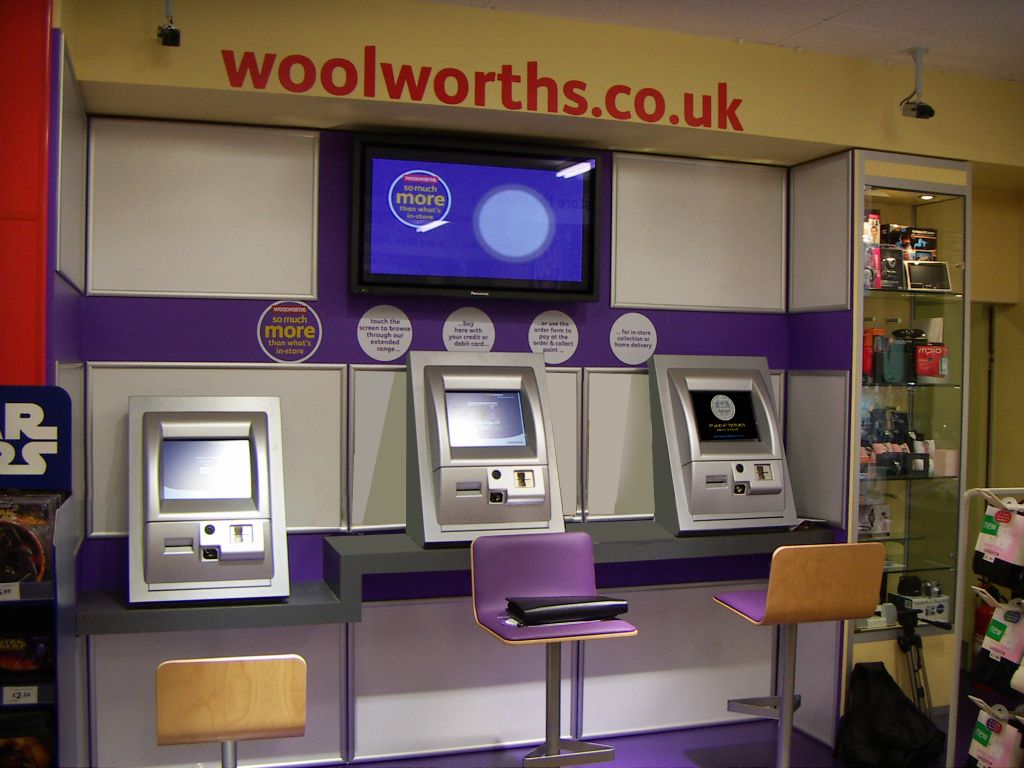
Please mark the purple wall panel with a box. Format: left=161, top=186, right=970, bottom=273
left=787, top=310, right=853, bottom=371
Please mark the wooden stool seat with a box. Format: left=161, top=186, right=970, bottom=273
left=156, top=654, right=307, bottom=768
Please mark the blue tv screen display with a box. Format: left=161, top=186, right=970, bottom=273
left=352, top=137, right=599, bottom=300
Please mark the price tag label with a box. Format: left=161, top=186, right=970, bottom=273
left=3, top=686, right=39, bottom=706
left=0, top=582, right=20, bottom=601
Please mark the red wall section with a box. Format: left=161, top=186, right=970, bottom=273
left=0, top=0, right=51, bottom=384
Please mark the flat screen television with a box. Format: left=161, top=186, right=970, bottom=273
left=350, top=134, right=600, bottom=301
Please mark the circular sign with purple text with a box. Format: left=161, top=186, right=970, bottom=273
left=258, top=301, right=322, bottom=363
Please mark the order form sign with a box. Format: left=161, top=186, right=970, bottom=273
left=529, top=310, right=578, bottom=364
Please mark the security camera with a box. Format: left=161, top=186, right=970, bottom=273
left=157, top=22, right=180, bottom=47
left=901, top=99, right=935, bottom=119
left=899, top=48, right=934, bottom=119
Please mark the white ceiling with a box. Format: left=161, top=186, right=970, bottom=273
left=437, top=0, right=1024, bottom=83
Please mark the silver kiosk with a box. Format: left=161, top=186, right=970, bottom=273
left=648, top=355, right=798, bottom=534
left=407, top=351, right=565, bottom=547
left=128, top=395, right=290, bottom=603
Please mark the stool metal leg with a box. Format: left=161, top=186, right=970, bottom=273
left=544, top=642, right=561, bottom=756
left=221, top=739, right=238, bottom=768
left=775, top=623, right=797, bottom=768
left=523, top=643, right=615, bottom=768
left=725, top=623, right=801, bottom=768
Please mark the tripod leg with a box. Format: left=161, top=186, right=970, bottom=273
left=904, top=644, right=932, bottom=718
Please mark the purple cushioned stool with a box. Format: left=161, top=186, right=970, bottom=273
left=713, top=542, right=885, bottom=768
left=471, top=532, right=637, bottom=767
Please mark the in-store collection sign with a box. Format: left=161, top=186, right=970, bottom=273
left=0, top=387, right=71, bottom=493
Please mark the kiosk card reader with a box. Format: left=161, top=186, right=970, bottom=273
left=128, top=396, right=290, bottom=603
left=407, top=351, right=565, bottom=547
left=648, top=355, right=797, bottom=534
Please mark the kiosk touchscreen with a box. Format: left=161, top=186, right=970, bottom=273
left=648, top=355, right=798, bottom=534
left=407, top=351, right=564, bottom=546
left=127, top=396, right=290, bottom=603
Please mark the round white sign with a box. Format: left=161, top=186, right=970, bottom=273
left=357, top=305, right=413, bottom=361
left=443, top=307, right=495, bottom=352
left=609, top=312, right=657, bottom=365
left=528, top=310, right=579, bottom=364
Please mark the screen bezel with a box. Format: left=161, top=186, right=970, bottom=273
left=350, top=133, right=601, bottom=302
left=142, top=411, right=270, bottom=521
left=666, top=369, right=779, bottom=461
left=422, top=366, right=546, bottom=466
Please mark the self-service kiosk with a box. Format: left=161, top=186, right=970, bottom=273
left=127, top=395, right=290, bottom=603
left=407, top=351, right=564, bottom=547
left=648, top=355, right=798, bottom=534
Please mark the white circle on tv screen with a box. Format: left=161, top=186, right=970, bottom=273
left=473, top=185, right=555, bottom=262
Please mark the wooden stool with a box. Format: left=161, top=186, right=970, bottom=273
left=714, top=543, right=885, bottom=768
left=155, top=654, right=307, bottom=768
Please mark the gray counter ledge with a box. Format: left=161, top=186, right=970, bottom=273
left=76, top=580, right=349, bottom=635
left=323, top=520, right=837, bottom=621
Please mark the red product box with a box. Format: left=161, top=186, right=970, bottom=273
left=915, top=344, right=948, bottom=381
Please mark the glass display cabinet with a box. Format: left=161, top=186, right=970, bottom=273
left=855, top=158, right=968, bottom=628
left=850, top=152, right=970, bottom=759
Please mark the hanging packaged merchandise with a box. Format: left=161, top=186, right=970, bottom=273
left=973, top=492, right=1024, bottom=592
left=966, top=696, right=1024, bottom=768
left=971, top=590, right=1024, bottom=696
left=975, top=581, right=1004, bottom=657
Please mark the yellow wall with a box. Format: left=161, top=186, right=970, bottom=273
left=973, top=190, right=1024, bottom=304
left=56, top=0, right=1024, bottom=176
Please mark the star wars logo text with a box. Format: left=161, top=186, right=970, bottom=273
left=0, top=403, right=59, bottom=475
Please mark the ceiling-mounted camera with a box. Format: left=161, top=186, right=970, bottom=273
left=157, top=22, right=180, bottom=47
left=157, top=0, right=180, bottom=47
left=899, top=47, right=934, bottom=120
left=900, top=98, right=935, bottom=119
